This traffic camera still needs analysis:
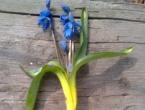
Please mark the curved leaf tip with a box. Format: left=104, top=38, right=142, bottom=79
left=122, top=47, right=134, bottom=54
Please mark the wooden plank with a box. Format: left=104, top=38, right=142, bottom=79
left=0, top=13, right=144, bottom=44
left=0, top=12, right=145, bottom=110
left=0, top=0, right=145, bottom=22
left=0, top=41, right=145, bottom=110
left=0, top=0, right=130, bottom=14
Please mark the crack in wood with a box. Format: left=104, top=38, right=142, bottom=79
left=0, top=10, right=145, bottom=23
left=123, top=105, right=136, bottom=110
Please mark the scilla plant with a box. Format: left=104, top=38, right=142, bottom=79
left=21, top=0, right=133, bottom=110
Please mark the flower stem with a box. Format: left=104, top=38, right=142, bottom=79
left=67, top=40, right=72, bottom=72
left=71, top=41, right=74, bottom=64
left=51, top=29, right=64, bottom=65
left=68, top=40, right=72, bottom=64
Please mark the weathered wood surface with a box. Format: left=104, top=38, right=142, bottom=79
left=0, top=0, right=136, bottom=14
left=1, top=0, right=145, bottom=21
left=0, top=1, right=145, bottom=110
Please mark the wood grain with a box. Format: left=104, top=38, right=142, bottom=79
left=0, top=0, right=145, bottom=21
left=0, top=1, right=145, bottom=110
left=0, top=0, right=131, bottom=14
left=0, top=13, right=145, bottom=44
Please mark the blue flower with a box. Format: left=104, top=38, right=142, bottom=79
left=45, top=0, right=51, bottom=9
left=60, top=13, right=75, bottom=25
left=64, top=21, right=80, bottom=40
left=62, top=4, right=71, bottom=14
left=39, top=9, right=51, bottom=17
left=60, top=15, right=69, bottom=25
left=59, top=39, right=68, bottom=53
left=38, top=0, right=53, bottom=31
left=60, top=4, right=74, bottom=25
left=60, top=5, right=80, bottom=40
left=38, top=10, right=52, bottom=30
left=38, top=9, right=52, bottom=31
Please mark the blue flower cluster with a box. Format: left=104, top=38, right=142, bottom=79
left=38, top=0, right=53, bottom=31
left=59, top=5, right=80, bottom=53
left=38, top=2, right=80, bottom=54
left=60, top=5, right=80, bottom=40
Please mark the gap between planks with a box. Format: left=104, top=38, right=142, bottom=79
left=0, top=10, right=145, bottom=23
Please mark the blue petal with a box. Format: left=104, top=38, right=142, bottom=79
left=38, top=17, right=51, bottom=31
left=63, top=21, right=80, bottom=40
left=64, top=22, right=73, bottom=29
left=40, top=9, right=51, bottom=17
left=60, top=15, right=69, bottom=25
left=74, top=29, right=79, bottom=36
left=38, top=9, right=53, bottom=30
left=64, top=28, right=74, bottom=40
left=38, top=16, right=46, bottom=25
left=46, top=0, right=51, bottom=9
left=73, top=21, right=81, bottom=27
left=43, top=22, right=50, bottom=30
left=59, top=39, right=68, bottom=53
left=62, top=4, right=71, bottom=14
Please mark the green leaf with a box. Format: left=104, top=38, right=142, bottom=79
left=20, top=65, right=41, bottom=78
left=25, top=66, right=44, bottom=110
left=74, top=8, right=88, bottom=62
left=20, top=60, right=66, bottom=78
left=48, top=60, right=66, bottom=73
left=25, top=61, right=77, bottom=110
left=73, top=47, right=133, bottom=76
left=25, top=61, right=66, bottom=110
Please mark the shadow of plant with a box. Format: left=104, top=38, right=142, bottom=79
left=77, top=57, right=137, bottom=110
